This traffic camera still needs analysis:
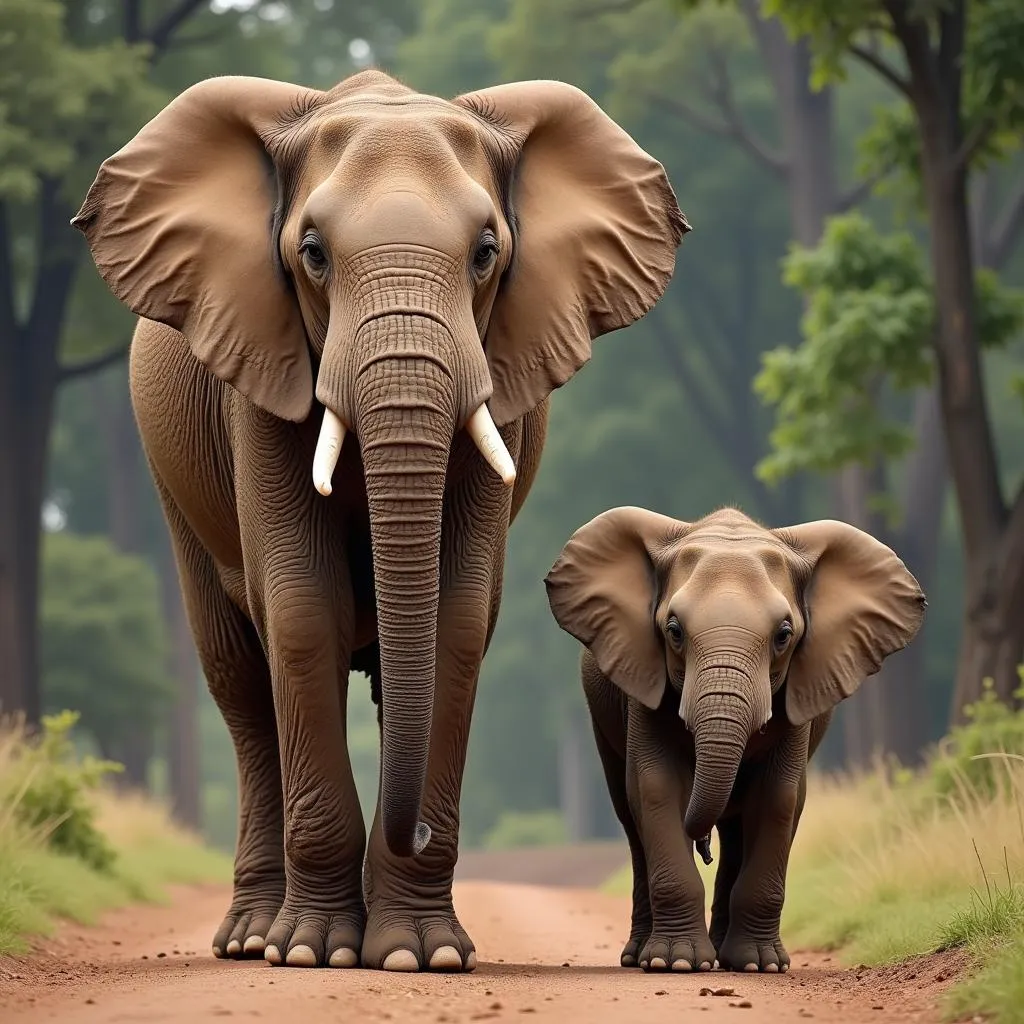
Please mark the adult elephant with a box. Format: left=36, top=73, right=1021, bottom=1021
left=72, top=70, right=688, bottom=973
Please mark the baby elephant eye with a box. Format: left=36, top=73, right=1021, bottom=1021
left=773, top=621, right=794, bottom=651
left=666, top=617, right=684, bottom=647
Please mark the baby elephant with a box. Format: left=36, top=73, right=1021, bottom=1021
left=544, top=506, right=925, bottom=974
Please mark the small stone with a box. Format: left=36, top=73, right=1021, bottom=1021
left=872, top=1006, right=884, bottom=1011
left=655, top=990, right=668, bottom=996
left=157, top=952, right=167, bottom=959
left=490, top=1003, right=503, bottom=1010
left=85, top=999, right=95, bottom=1005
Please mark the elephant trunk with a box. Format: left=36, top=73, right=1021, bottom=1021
left=683, top=669, right=759, bottom=843
left=353, top=317, right=460, bottom=859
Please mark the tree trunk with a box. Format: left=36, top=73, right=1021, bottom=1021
left=902, top=26, right=1023, bottom=718
left=98, top=366, right=145, bottom=555
left=158, top=532, right=202, bottom=829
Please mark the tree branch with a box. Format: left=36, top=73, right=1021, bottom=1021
left=953, top=116, right=995, bottom=173
left=147, top=0, right=210, bottom=58
left=648, top=87, right=788, bottom=176
left=848, top=42, right=912, bottom=97
left=58, top=342, right=132, bottom=383
left=707, top=48, right=790, bottom=176
left=833, top=167, right=890, bottom=213
left=986, top=176, right=1024, bottom=270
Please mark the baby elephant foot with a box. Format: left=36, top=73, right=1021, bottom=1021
left=263, top=896, right=365, bottom=968
left=212, top=881, right=285, bottom=960
left=718, top=933, right=790, bottom=973
left=361, top=898, right=476, bottom=972
left=639, top=927, right=716, bottom=972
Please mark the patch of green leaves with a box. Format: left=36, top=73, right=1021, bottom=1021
left=3, top=711, right=121, bottom=872
left=754, top=212, right=1024, bottom=484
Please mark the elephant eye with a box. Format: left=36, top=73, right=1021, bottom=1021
left=299, top=234, right=328, bottom=274
left=773, top=621, right=794, bottom=652
left=473, top=232, right=499, bottom=275
left=666, top=617, right=684, bottom=647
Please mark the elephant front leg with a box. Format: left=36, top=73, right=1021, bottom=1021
left=627, top=712, right=716, bottom=973
left=717, top=728, right=810, bottom=973
left=360, top=583, right=489, bottom=973
left=261, top=582, right=368, bottom=969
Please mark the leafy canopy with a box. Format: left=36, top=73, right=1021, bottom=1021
left=754, top=213, right=1024, bottom=484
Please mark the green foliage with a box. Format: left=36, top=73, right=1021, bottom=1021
left=755, top=212, right=1024, bottom=483
left=0, top=0, right=165, bottom=204
left=3, top=711, right=120, bottom=871
left=927, top=674, right=1024, bottom=802
left=482, top=809, right=568, bottom=850
left=40, top=531, right=173, bottom=758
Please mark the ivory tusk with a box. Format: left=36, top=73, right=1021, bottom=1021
left=312, top=408, right=347, bottom=497
left=466, top=404, right=516, bottom=486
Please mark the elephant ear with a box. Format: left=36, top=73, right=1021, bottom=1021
left=72, top=76, right=323, bottom=423
left=545, top=506, right=689, bottom=709
left=777, top=520, right=926, bottom=727
left=453, top=81, right=690, bottom=427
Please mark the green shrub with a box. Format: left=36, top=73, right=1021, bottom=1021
left=481, top=809, right=567, bottom=849
left=3, top=711, right=122, bottom=872
left=927, top=672, right=1024, bottom=801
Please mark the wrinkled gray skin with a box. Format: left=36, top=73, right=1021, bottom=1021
left=545, top=506, right=925, bottom=974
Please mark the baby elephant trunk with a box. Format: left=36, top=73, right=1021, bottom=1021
left=683, top=666, right=764, bottom=844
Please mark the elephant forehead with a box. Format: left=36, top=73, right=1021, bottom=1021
left=664, top=539, right=802, bottom=602
left=297, top=103, right=497, bottom=193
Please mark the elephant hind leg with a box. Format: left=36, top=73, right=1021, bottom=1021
left=158, top=493, right=285, bottom=960
left=709, top=815, right=743, bottom=955
left=590, top=714, right=651, bottom=968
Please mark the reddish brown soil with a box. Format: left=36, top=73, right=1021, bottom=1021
left=0, top=849, right=964, bottom=1024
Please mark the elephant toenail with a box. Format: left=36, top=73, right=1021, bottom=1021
left=243, top=936, right=265, bottom=954
left=465, top=951, right=478, bottom=971
left=650, top=957, right=667, bottom=970
left=671, top=959, right=691, bottom=971
left=764, top=963, right=779, bottom=973
left=383, top=949, right=420, bottom=972
left=429, top=946, right=463, bottom=971
left=328, top=948, right=358, bottom=968
left=744, top=962, right=758, bottom=972
left=212, top=945, right=223, bottom=958
left=226, top=939, right=242, bottom=955
left=621, top=955, right=636, bottom=967
left=699, top=961, right=712, bottom=971
left=640, top=960, right=649, bottom=969
left=781, top=964, right=790, bottom=973
left=286, top=944, right=318, bottom=967
left=264, top=945, right=283, bottom=966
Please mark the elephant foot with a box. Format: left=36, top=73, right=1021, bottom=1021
left=361, top=897, right=477, bottom=972
left=638, top=925, right=716, bottom=972
left=211, top=881, right=286, bottom=960
left=262, top=895, right=366, bottom=969
left=619, top=929, right=650, bottom=967
left=717, top=931, right=790, bottom=973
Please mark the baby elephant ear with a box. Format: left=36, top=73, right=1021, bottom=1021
left=776, top=520, right=927, bottom=727
left=545, top=506, right=688, bottom=709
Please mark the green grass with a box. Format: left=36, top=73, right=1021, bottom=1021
left=0, top=714, right=231, bottom=955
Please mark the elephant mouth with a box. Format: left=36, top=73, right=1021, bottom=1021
left=311, top=403, right=516, bottom=497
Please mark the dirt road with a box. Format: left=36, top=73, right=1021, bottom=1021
left=0, top=878, right=958, bottom=1024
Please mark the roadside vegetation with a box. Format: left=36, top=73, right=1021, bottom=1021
left=0, top=711, right=230, bottom=956
left=602, top=675, right=1024, bottom=1023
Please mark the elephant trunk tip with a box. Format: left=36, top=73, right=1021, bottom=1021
left=383, top=817, right=433, bottom=859
left=684, top=805, right=717, bottom=847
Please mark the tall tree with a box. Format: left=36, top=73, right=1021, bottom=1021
left=766, top=0, right=1024, bottom=718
